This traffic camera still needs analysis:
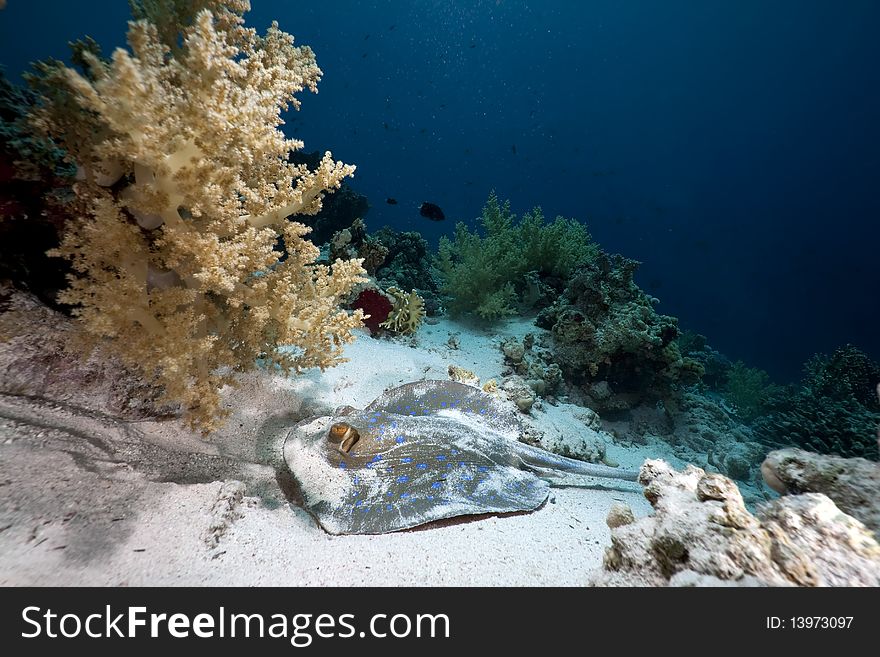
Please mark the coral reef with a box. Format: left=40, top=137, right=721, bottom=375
left=436, top=192, right=596, bottom=319
left=380, top=287, right=426, bottom=335
left=803, top=344, right=880, bottom=408
left=754, top=396, right=880, bottom=460
left=328, top=218, right=388, bottom=275
left=499, top=334, right=562, bottom=398
left=372, top=226, right=439, bottom=297
left=762, top=448, right=880, bottom=539
left=26, top=1, right=366, bottom=430
left=0, top=69, right=76, bottom=308
left=723, top=361, right=780, bottom=422
left=589, top=460, right=880, bottom=586
left=748, top=345, right=880, bottom=460
left=289, top=150, right=369, bottom=246
left=536, top=251, right=703, bottom=410
left=676, top=330, right=731, bottom=389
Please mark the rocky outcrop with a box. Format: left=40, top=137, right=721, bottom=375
left=589, top=459, right=880, bottom=586
left=761, top=448, right=880, bottom=539
left=536, top=252, right=703, bottom=410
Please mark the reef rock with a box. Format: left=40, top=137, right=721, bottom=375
left=536, top=252, right=703, bottom=410
left=761, top=448, right=880, bottom=539
left=589, top=459, right=880, bottom=586
left=499, top=334, right=562, bottom=398
left=518, top=401, right=610, bottom=464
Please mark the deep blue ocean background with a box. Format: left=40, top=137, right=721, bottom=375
left=1, top=0, right=878, bottom=382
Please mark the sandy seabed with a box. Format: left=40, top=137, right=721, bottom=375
left=0, top=315, right=687, bottom=586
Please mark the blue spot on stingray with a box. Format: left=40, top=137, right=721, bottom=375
left=436, top=455, right=446, bottom=461
left=478, top=466, right=489, bottom=472
left=397, top=475, right=409, bottom=484
left=416, top=463, right=428, bottom=470
left=431, top=482, right=442, bottom=489
left=368, top=417, right=377, bottom=424
left=396, top=436, right=406, bottom=444
left=440, top=401, right=447, bottom=407
left=386, top=504, right=393, bottom=511
left=371, top=454, right=382, bottom=462
left=401, top=457, right=412, bottom=463
left=391, top=421, right=398, bottom=428
left=400, top=492, right=410, bottom=499
left=480, top=408, right=487, bottom=414
left=451, top=449, right=459, bottom=455
left=338, top=461, right=346, bottom=469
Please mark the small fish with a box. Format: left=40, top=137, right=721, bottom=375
left=386, top=198, right=398, bottom=205
left=419, top=202, right=445, bottom=221
left=511, top=144, right=517, bottom=155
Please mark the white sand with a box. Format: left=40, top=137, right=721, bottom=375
left=0, top=316, right=684, bottom=586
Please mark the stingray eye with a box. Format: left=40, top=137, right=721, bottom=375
left=328, top=423, right=360, bottom=453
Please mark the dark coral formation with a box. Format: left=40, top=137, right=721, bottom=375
left=676, top=330, right=731, bottom=390
left=536, top=252, right=703, bottom=410
left=329, top=218, right=388, bottom=275
left=752, top=345, right=880, bottom=460
left=288, top=150, right=369, bottom=246
left=0, top=69, right=76, bottom=309
left=803, top=344, right=880, bottom=409
left=372, top=226, right=438, bottom=294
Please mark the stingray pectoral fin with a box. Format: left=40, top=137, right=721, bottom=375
left=514, top=442, right=639, bottom=482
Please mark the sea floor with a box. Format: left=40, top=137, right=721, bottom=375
left=0, top=314, right=691, bottom=586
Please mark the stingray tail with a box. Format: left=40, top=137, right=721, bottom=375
left=514, top=441, right=639, bottom=482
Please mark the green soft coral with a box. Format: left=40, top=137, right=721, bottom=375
left=437, top=192, right=597, bottom=320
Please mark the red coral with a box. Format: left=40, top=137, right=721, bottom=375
left=352, top=288, right=393, bottom=335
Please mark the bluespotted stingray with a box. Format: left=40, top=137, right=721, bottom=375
left=283, top=380, right=638, bottom=534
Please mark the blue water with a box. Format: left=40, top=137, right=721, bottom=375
left=1, top=0, right=878, bottom=381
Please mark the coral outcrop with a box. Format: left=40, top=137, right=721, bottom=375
left=499, top=334, right=562, bottom=398
left=26, top=1, right=366, bottom=430
left=762, top=448, right=880, bottom=539
left=372, top=226, right=440, bottom=311
left=290, top=150, right=369, bottom=246
left=0, top=69, right=75, bottom=308
left=536, top=252, right=703, bottom=409
left=752, top=347, right=880, bottom=460
left=328, top=218, right=388, bottom=275
left=589, top=460, right=880, bottom=586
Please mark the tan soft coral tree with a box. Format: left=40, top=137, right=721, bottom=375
left=30, top=1, right=366, bottom=431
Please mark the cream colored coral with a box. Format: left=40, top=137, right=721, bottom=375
left=34, top=3, right=365, bottom=431
left=380, top=287, right=426, bottom=335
